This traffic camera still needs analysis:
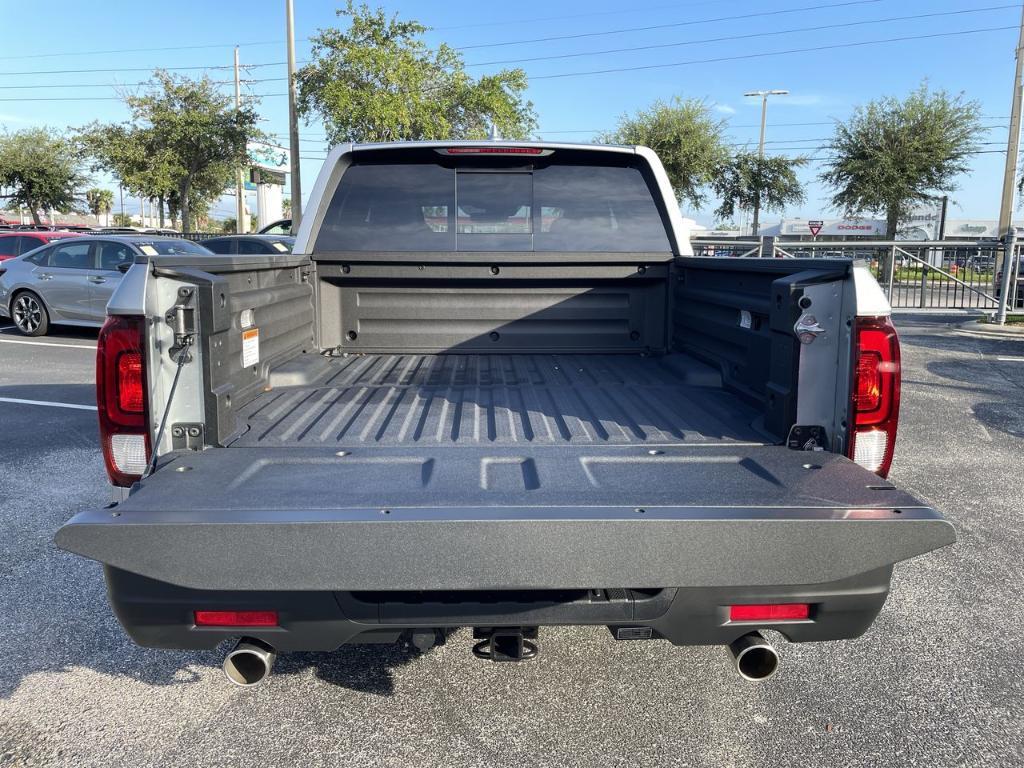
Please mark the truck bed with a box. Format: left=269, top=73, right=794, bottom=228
left=231, top=352, right=769, bottom=448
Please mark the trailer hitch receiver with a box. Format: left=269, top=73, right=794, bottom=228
left=472, top=627, right=539, bottom=662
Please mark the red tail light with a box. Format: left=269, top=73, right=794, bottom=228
left=194, top=610, right=279, bottom=627
left=848, top=315, right=900, bottom=477
left=97, top=315, right=150, bottom=486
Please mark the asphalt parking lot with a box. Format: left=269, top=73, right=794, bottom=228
left=0, top=314, right=1022, bottom=768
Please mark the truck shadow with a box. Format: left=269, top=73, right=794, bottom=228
left=274, top=634, right=452, bottom=694
left=0, top=595, right=445, bottom=698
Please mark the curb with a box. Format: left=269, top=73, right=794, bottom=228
left=954, top=319, right=1024, bottom=336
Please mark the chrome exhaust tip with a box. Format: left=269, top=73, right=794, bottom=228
left=727, top=631, right=780, bottom=681
left=223, top=638, right=276, bottom=687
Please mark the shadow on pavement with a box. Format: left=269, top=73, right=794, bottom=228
left=0, top=325, right=100, bottom=341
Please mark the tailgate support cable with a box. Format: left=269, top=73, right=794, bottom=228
left=144, top=334, right=193, bottom=478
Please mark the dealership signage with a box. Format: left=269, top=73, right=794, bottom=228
left=247, top=142, right=290, bottom=173
left=770, top=219, right=886, bottom=237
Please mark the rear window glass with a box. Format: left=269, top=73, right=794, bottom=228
left=50, top=242, right=93, bottom=268
left=315, top=160, right=671, bottom=253
left=202, top=239, right=234, bottom=254
left=145, top=239, right=211, bottom=255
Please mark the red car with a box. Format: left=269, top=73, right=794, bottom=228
left=0, top=231, right=82, bottom=261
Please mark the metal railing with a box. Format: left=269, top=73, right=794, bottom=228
left=691, top=238, right=1024, bottom=313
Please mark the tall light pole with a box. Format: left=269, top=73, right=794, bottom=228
left=286, top=0, right=302, bottom=230
left=744, top=89, right=788, bottom=237
left=234, top=46, right=248, bottom=234
left=997, top=5, right=1024, bottom=241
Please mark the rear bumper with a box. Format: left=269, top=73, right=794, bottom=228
left=57, top=505, right=954, bottom=592
left=105, top=565, right=897, bottom=651
left=57, top=445, right=955, bottom=651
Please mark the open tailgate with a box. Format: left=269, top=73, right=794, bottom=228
left=56, top=444, right=954, bottom=591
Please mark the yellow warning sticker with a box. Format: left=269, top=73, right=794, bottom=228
left=242, top=328, right=260, bottom=367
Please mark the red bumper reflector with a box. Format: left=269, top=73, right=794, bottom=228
left=729, top=603, right=810, bottom=622
left=194, top=610, right=279, bottom=627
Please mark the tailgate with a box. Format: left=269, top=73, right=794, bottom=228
left=56, top=445, right=954, bottom=591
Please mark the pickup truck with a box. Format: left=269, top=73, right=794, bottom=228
left=56, top=141, right=954, bottom=685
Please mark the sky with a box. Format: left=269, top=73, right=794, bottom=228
left=0, top=0, right=1021, bottom=227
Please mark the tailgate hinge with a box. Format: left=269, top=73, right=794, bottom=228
left=171, top=423, right=205, bottom=451
left=787, top=425, right=828, bottom=451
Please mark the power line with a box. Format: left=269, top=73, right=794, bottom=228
left=1, top=3, right=1006, bottom=83
left=0, top=40, right=282, bottom=62
left=0, top=62, right=243, bottom=77
left=431, top=0, right=733, bottom=31
left=0, top=93, right=282, bottom=103
left=0, top=26, right=1016, bottom=103
left=465, top=4, right=1019, bottom=67
left=0, top=0, right=867, bottom=64
left=454, top=0, right=887, bottom=50
left=0, top=78, right=276, bottom=90
left=529, top=24, right=1018, bottom=80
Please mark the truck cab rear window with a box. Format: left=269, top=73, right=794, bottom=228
left=315, top=162, right=671, bottom=253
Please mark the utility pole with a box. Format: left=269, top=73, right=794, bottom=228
left=997, top=5, right=1024, bottom=239
left=286, top=0, right=303, bottom=231
left=744, top=89, right=788, bottom=237
left=234, top=46, right=248, bottom=234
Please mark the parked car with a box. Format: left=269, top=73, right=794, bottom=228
left=0, top=235, right=212, bottom=336
left=0, top=230, right=82, bottom=262
left=56, top=142, right=953, bottom=687
left=258, top=218, right=292, bottom=235
left=201, top=234, right=296, bottom=255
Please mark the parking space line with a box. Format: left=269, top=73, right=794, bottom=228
left=996, top=356, right=1024, bottom=362
left=0, top=337, right=96, bottom=350
left=0, top=397, right=97, bottom=411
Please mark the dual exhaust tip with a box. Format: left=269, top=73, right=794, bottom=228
left=221, top=631, right=779, bottom=686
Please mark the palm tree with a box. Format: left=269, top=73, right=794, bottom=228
left=85, top=187, right=115, bottom=226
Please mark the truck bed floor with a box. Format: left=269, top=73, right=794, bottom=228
left=232, top=353, right=769, bottom=447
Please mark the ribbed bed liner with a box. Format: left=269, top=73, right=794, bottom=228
left=231, top=353, right=769, bottom=447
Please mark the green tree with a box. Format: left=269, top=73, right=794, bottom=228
left=821, top=84, right=982, bottom=240
left=296, top=1, right=537, bottom=144
left=85, top=71, right=260, bottom=232
left=85, top=187, right=115, bottom=226
left=111, top=213, right=135, bottom=227
left=713, top=152, right=807, bottom=233
left=79, top=124, right=178, bottom=228
left=601, top=97, right=730, bottom=209
left=0, top=128, right=88, bottom=225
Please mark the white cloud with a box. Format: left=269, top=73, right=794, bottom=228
left=714, top=104, right=737, bottom=115
left=0, top=113, right=30, bottom=125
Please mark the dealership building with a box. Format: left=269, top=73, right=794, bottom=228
left=751, top=217, right=1024, bottom=241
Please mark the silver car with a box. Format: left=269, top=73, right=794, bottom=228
left=0, top=236, right=212, bottom=336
